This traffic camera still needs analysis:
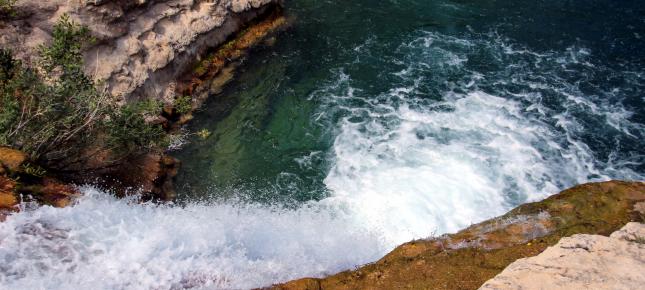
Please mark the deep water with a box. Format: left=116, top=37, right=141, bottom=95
left=2, top=1, right=644, bottom=289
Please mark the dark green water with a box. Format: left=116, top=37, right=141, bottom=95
left=174, top=0, right=644, bottom=205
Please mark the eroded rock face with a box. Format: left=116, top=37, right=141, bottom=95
left=0, top=0, right=280, bottom=102
left=479, top=222, right=645, bottom=290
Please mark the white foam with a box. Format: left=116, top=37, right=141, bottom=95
left=0, top=188, right=386, bottom=290
left=317, top=30, right=644, bottom=246
left=323, top=91, right=571, bottom=245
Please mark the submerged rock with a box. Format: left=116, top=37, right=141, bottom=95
left=480, top=222, right=645, bottom=290
left=273, top=181, right=645, bottom=290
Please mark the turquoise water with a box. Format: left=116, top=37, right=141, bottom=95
left=174, top=0, right=645, bottom=204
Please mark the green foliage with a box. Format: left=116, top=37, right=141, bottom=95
left=0, top=15, right=168, bottom=170
left=0, top=50, right=20, bottom=145
left=174, top=95, right=193, bottom=114
left=0, top=0, right=16, bottom=17
left=0, top=49, right=16, bottom=79
left=105, top=100, right=168, bottom=154
left=39, top=14, right=94, bottom=79
left=0, top=15, right=107, bottom=164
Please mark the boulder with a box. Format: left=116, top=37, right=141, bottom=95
left=0, top=176, right=18, bottom=209
left=105, top=153, right=180, bottom=201
left=479, top=222, right=645, bottom=290
left=0, top=147, right=26, bottom=173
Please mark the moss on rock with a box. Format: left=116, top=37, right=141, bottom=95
left=272, top=181, right=645, bottom=290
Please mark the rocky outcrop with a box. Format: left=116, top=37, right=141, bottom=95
left=0, top=147, right=25, bottom=212
left=0, top=147, right=26, bottom=174
left=0, top=0, right=285, bottom=201
left=480, top=222, right=645, bottom=290
left=0, top=147, right=80, bottom=220
left=272, top=181, right=645, bottom=290
left=0, top=0, right=281, bottom=102
left=103, top=153, right=181, bottom=201
left=0, top=175, right=18, bottom=210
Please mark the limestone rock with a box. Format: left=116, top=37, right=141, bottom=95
left=479, top=222, right=645, bottom=290
left=0, top=0, right=280, bottom=103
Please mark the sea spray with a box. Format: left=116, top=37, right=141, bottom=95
left=0, top=187, right=386, bottom=289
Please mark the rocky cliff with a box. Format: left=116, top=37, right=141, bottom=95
left=0, top=0, right=281, bottom=103
left=273, top=181, right=645, bottom=290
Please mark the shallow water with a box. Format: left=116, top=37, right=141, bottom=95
left=2, top=0, right=644, bottom=289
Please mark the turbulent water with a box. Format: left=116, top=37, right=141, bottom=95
left=2, top=0, right=645, bottom=289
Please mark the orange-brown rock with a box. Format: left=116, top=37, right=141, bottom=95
left=19, top=177, right=81, bottom=208
left=0, top=150, right=81, bottom=211
left=271, top=181, right=645, bottom=290
left=40, top=178, right=81, bottom=207
left=0, top=147, right=27, bottom=173
left=0, top=176, right=19, bottom=209
left=108, top=153, right=180, bottom=201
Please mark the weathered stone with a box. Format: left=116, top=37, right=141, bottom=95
left=105, top=153, right=180, bottom=201
left=479, top=222, right=645, bottom=290
left=1, top=0, right=280, bottom=103
left=0, top=192, right=18, bottom=209
left=634, top=201, right=645, bottom=215
left=19, top=178, right=81, bottom=208
left=0, top=176, right=18, bottom=209
left=0, top=147, right=27, bottom=172
left=610, top=221, right=645, bottom=243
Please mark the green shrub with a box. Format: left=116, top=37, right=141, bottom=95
left=0, top=15, right=106, bottom=165
left=105, top=100, right=168, bottom=154
left=0, top=0, right=16, bottom=17
left=174, top=95, right=193, bottom=114
left=0, top=15, right=168, bottom=170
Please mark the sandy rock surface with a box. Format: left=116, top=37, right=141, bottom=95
left=480, top=222, right=645, bottom=290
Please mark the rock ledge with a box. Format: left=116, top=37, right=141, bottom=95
left=480, top=222, right=645, bottom=290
